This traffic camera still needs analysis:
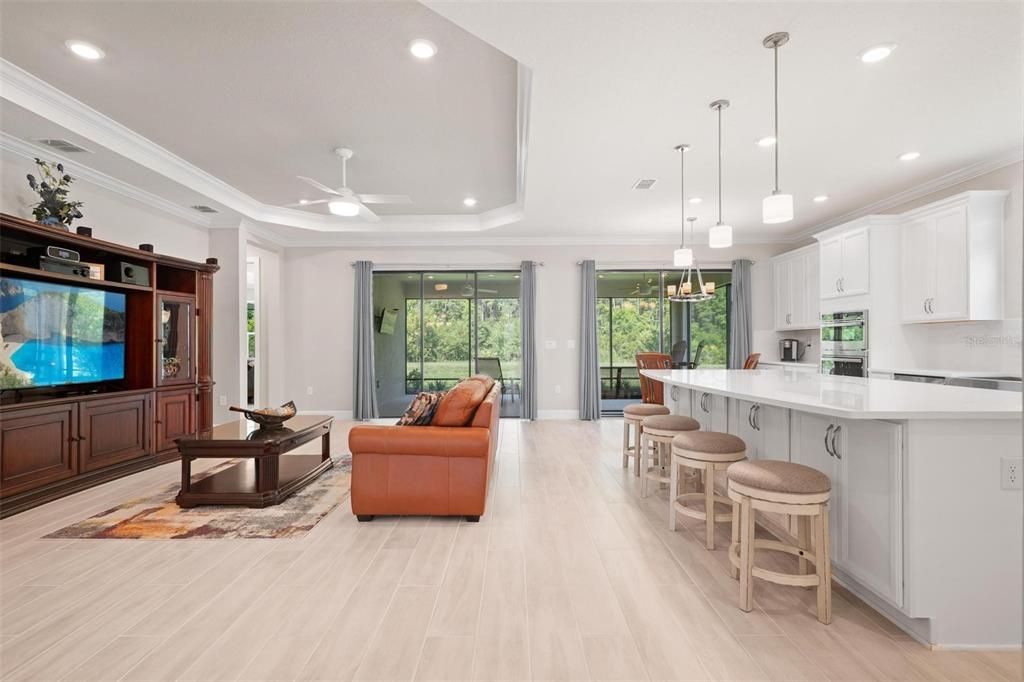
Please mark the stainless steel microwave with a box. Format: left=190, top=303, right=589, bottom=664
left=820, top=310, right=868, bottom=354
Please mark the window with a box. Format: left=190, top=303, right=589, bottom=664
left=597, top=270, right=731, bottom=413
left=373, top=271, right=521, bottom=418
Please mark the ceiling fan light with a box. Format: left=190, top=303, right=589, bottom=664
left=708, top=223, right=733, bottom=249
left=762, top=192, right=794, bottom=224
left=328, top=199, right=360, bottom=217
left=673, top=247, right=694, bottom=268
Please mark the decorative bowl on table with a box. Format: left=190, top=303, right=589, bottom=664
left=229, top=401, right=297, bottom=429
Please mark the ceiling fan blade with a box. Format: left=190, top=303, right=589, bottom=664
left=477, top=288, right=499, bottom=294
left=357, top=202, right=381, bottom=223
left=297, top=176, right=344, bottom=196
left=284, top=199, right=329, bottom=207
left=358, top=194, right=412, bottom=205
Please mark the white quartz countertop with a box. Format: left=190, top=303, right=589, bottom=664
left=757, top=360, right=818, bottom=369
left=641, top=368, right=1022, bottom=420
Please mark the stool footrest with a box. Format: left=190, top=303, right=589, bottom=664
left=728, top=539, right=820, bottom=588
left=673, top=493, right=734, bottom=522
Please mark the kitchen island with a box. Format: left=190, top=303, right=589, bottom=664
left=642, top=367, right=1022, bottom=649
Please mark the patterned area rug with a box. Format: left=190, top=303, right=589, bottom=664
left=45, top=456, right=351, bottom=540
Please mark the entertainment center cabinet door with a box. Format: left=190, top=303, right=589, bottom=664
left=79, top=394, right=150, bottom=472
left=0, top=403, right=78, bottom=496
left=156, top=389, right=195, bottom=453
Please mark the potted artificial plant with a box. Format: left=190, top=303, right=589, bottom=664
left=25, top=158, right=84, bottom=229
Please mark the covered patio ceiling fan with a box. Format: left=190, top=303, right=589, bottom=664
left=461, top=274, right=497, bottom=297
left=287, top=147, right=411, bottom=222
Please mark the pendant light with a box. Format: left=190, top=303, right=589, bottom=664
left=669, top=217, right=714, bottom=303
left=762, top=31, right=794, bottom=224
left=708, top=99, right=733, bottom=248
left=673, top=144, right=693, bottom=267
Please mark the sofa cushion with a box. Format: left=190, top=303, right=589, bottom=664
left=468, top=374, right=497, bottom=395
left=433, top=378, right=490, bottom=426
left=396, top=391, right=445, bottom=426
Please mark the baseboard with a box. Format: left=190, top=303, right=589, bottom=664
left=299, top=409, right=353, bottom=420
left=537, top=410, right=580, bottom=420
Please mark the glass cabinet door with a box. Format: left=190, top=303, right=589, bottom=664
left=158, top=295, right=194, bottom=385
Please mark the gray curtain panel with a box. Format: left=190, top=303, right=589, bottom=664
left=519, top=261, right=539, bottom=420
left=578, top=260, right=601, bottom=420
left=352, top=261, right=379, bottom=420
left=729, top=259, right=753, bottom=369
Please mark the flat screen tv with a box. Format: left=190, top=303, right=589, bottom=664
left=0, top=276, right=127, bottom=390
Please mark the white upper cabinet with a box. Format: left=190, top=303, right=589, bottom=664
left=899, top=192, right=1007, bottom=324
left=819, top=226, right=870, bottom=299
left=772, top=244, right=819, bottom=330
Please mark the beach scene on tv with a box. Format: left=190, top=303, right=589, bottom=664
left=0, top=277, right=126, bottom=390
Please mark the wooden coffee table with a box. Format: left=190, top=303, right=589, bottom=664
left=175, top=415, right=333, bottom=508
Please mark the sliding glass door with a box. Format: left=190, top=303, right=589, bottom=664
left=597, top=270, right=731, bottom=414
left=373, top=271, right=521, bottom=418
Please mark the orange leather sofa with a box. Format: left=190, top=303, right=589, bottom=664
left=348, top=383, right=500, bottom=521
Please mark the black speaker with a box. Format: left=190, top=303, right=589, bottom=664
left=115, top=261, right=150, bottom=286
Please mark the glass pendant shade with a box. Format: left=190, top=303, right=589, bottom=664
left=763, top=192, right=793, bottom=224
left=673, top=247, right=694, bottom=267
left=708, top=223, right=733, bottom=249
left=328, top=199, right=360, bottom=217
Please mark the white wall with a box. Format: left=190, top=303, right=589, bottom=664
left=281, top=242, right=778, bottom=417
left=0, top=151, right=209, bottom=261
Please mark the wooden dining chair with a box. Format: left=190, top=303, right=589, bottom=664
left=636, top=352, right=672, bottom=404
left=742, top=353, right=761, bottom=370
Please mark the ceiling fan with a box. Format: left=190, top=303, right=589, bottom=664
left=630, top=274, right=656, bottom=296
left=287, top=147, right=411, bottom=222
left=461, top=274, right=497, bottom=297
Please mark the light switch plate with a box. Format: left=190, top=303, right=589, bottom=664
left=566, top=339, right=576, bottom=349
left=544, top=340, right=557, bottom=350
left=218, top=395, right=227, bottom=406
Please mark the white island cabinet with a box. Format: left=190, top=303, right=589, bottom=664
left=642, top=367, right=1022, bottom=649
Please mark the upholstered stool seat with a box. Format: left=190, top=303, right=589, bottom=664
left=624, top=403, right=671, bottom=417
left=638, top=414, right=699, bottom=497
left=726, top=460, right=833, bottom=625
left=669, top=432, right=746, bottom=549
left=622, top=403, right=671, bottom=477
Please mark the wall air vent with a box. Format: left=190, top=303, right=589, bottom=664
left=190, top=205, right=219, bottom=214
left=33, top=138, right=92, bottom=154
left=632, top=178, right=657, bottom=190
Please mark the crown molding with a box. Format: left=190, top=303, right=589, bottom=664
left=0, top=59, right=526, bottom=234
left=790, top=147, right=1023, bottom=243
left=0, top=132, right=212, bottom=228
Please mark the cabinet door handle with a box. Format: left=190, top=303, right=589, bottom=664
left=836, top=278, right=841, bottom=292
left=753, top=405, right=761, bottom=431
left=923, top=299, right=928, bottom=314
left=831, top=425, right=842, bottom=459
left=926, top=298, right=934, bottom=314
left=747, top=404, right=756, bottom=429
left=824, top=424, right=835, bottom=456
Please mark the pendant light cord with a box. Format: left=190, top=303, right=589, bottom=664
left=773, top=43, right=779, bottom=193
left=679, top=147, right=686, bottom=248
left=717, top=106, right=723, bottom=225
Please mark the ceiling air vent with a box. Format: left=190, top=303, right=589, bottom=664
left=632, top=178, right=657, bottom=190
left=33, top=138, right=92, bottom=154
left=190, top=205, right=218, bottom=214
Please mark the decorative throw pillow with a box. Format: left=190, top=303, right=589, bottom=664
left=432, top=378, right=490, bottom=427
left=467, top=374, right=497, bottom=395
left=396, top=391, right=445, bottom=426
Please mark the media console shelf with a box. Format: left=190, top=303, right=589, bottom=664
left=0, top=214, right=218, bottom=517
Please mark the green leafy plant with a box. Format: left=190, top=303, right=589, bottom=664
left=25, top=158, right=84, bottom=227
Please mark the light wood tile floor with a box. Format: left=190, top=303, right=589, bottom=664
left=1, top=419, right=1020, bottom=681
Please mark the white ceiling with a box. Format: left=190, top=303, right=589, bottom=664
left=1, top=1, right=1021, bottom=245
left=0, top=1, right=518, bottom=216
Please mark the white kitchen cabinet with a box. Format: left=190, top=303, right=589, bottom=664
left=790, top=412, right=904, bottom=608
left=730, top=399, right=790, bottom=461
left=667, top=386, right=693, bottom=417
left=692, top=391, right=727, bottom=432
left=772, top=245, right=819, bottom=330
left=818, top=226, right=870, bottom=299
left=899, top=192, right=1007, bottom=324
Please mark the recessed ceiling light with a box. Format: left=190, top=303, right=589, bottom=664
left=756, top=136, right=776, bottom=147
left=898, top=151, right=920, bottom=161
left=463, top=197, right=477, bottom=207
left=298, top=199, right=310, bottom=205
left=65, top=40, right=105, bottom=60
left=409, top=39, right=437, bottom=59
left=859, top=43, right=897, bottom=64
left=688, top=197, right=702, bottom=205
left=813, top=195, right=829, bottom=203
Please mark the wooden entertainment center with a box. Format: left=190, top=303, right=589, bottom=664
left=0, top=214, right=218, bottom=517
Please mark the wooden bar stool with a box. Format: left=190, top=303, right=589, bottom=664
left=726, top=460, right=833, bottom=625
left=623, top=403, right=669, bottom=476
left=669, top=431, right=746, bottom=549
left=639, top=414, right=699, bottom=497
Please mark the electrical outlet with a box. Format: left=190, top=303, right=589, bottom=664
left=1001, top=457, right=1022, bottom=490
left=218, top=395, right=227, bottom=406
left=306, top=386, right=314, bottom=396
left=554, top=384, right=562, bottom=394
left=544, top=340, right=557, bottom=350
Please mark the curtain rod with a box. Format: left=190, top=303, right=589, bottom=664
left=351, top=262, right=544, bottom=269
left=575, top=260, right=751, bottom=267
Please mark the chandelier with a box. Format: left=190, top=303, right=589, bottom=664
left=668, top=143, right=714, bottom=303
